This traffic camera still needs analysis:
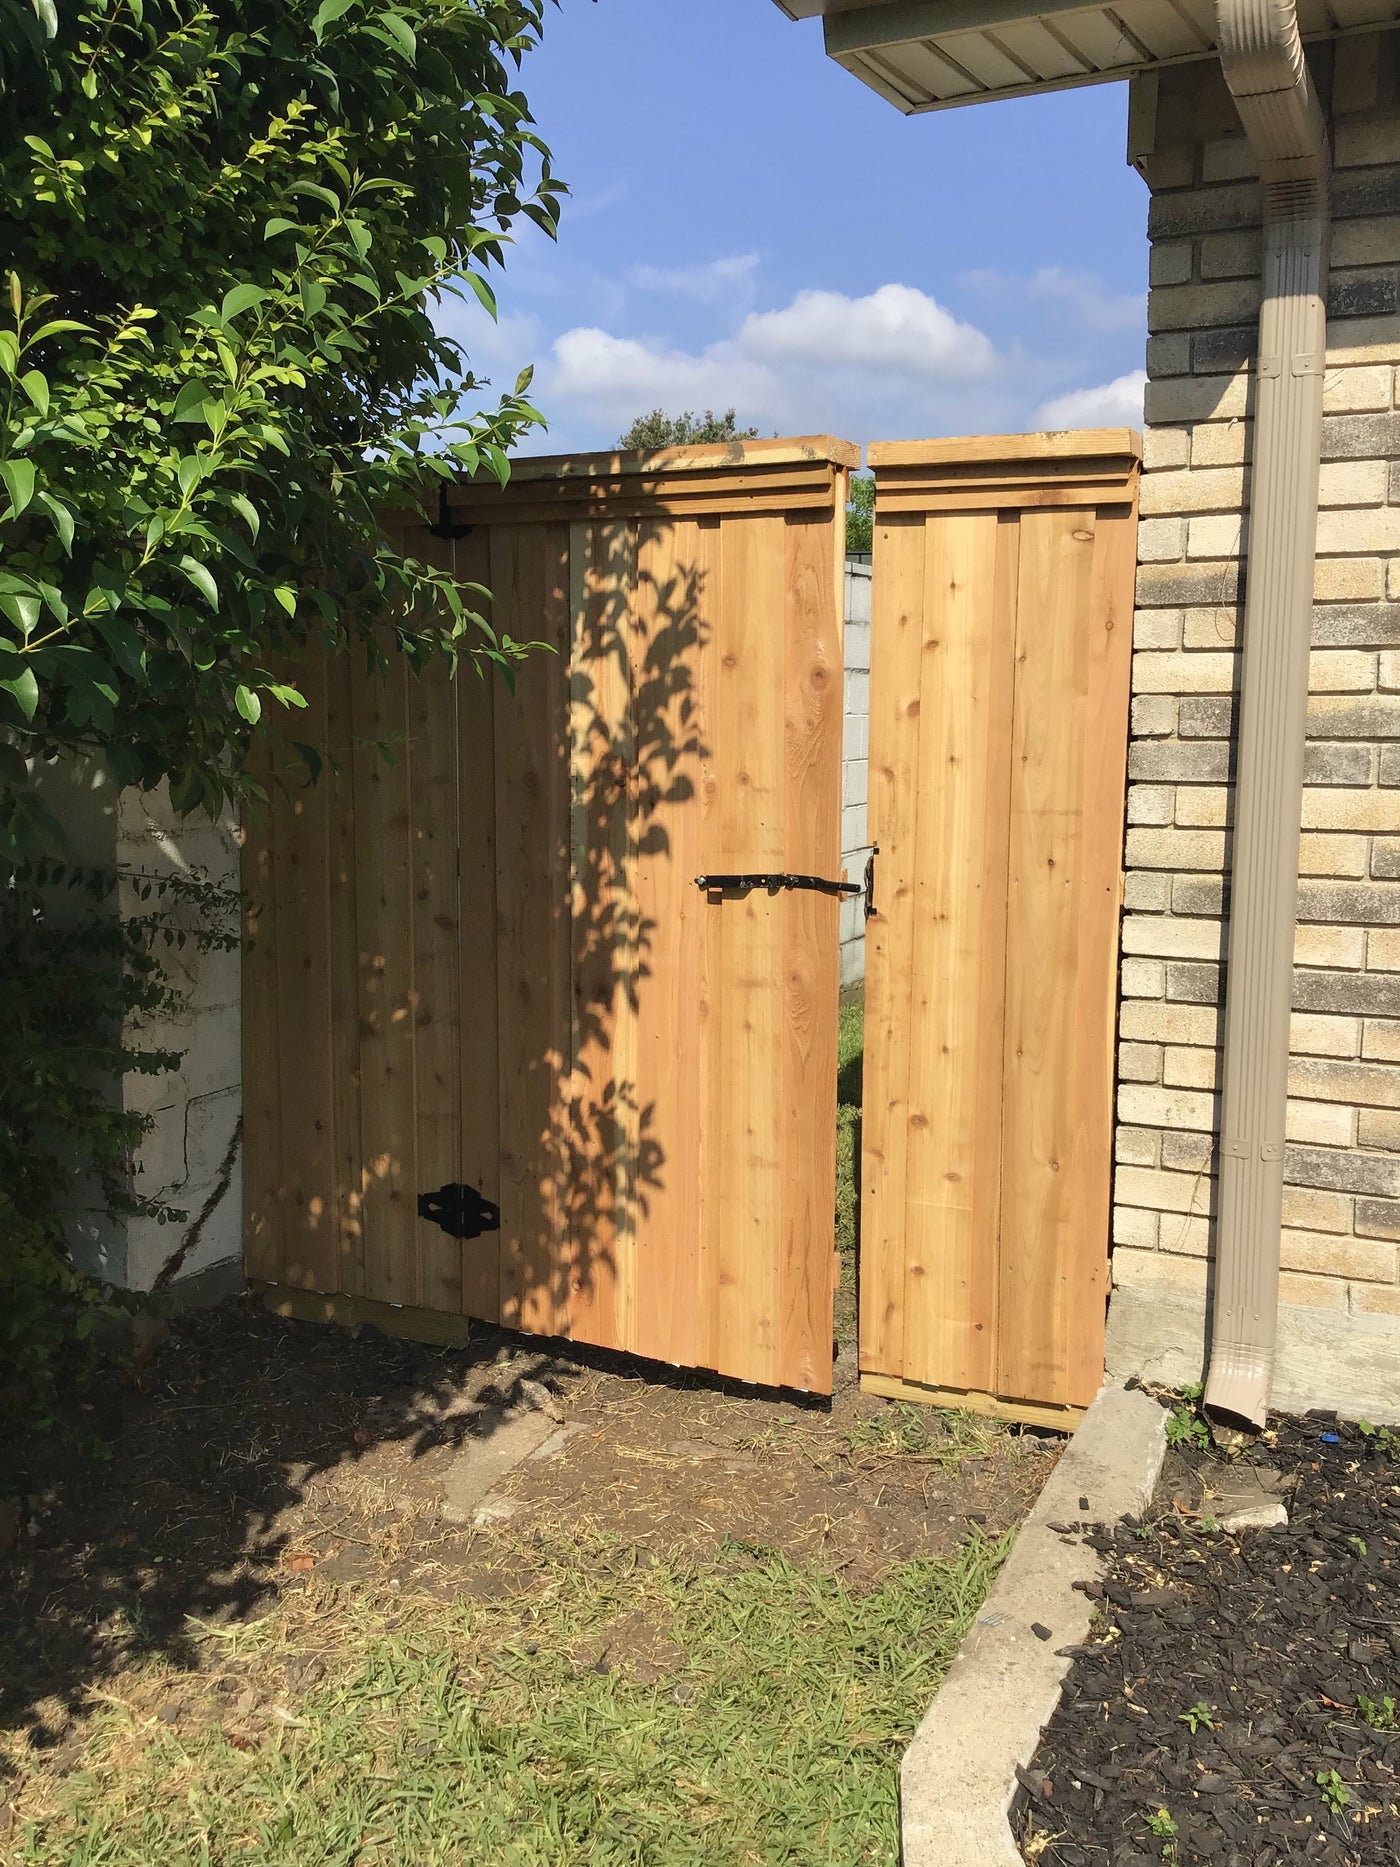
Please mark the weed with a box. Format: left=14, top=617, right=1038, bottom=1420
left=1146, top=1806, right=1180, bottom=1863
left=1347, top=1534, right=1368, bottom=1558
left=1177, top=1700, right=1215, bottom=1734
left=1166, top=1382, right=1210, bottom=1452
left=1199, top=1514, right=1220, bottom=1534
left=843, top=1403, right=991, bottom=1473
left=1357, top=1693, right=1398, bottom=1732
left=1317, top=1769, right=1352, bottom=1814
left=1359, top=1419, right=1400, bottom=1460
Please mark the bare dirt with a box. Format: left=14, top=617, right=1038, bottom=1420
left=1, top=1295, right=1057, bottom=1773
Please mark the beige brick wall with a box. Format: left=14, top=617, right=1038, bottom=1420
left=1108, top=32, right=1400, bottom=1417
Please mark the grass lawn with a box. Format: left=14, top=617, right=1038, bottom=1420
left=5, top=984, right=1038, bottom=1867
left=12, top=1526, right=1009, bottom=1867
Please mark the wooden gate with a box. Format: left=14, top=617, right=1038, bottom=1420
left=858, top=432, right=1140, bottom=1424
left=243, top=437, right=855, bottom=1394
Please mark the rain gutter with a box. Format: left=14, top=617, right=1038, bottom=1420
left=1205, top=0, right=1330, bottom=1428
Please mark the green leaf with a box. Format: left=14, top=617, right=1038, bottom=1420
left=299, top=276, right=327, bottom=319
left=263, top=216, right=299, bottom=240
left=172, top=380, right=211, bottom=424
left=30, top=0, right=58, bottom=40
left=288, top=179, right=341, bottom=213
left=228, top=493, right=260, bottom=541
left=0, top=459, right=36, bottom=519
left=311, top=0, right=356, bottom=41
left=219, top=282, right=267, bottom=324
left=0, top=591, right=40, bottom=635
left=27, top=319, right=89, bottom=345
left=379, top=11, right=416, bottom=59
left=177, top=555, right=218, bottom=610
left=0, top=665, right=39, bottom=721
left=267, top=683, right=308, bottom=709
left=271, top=585, right=297, bottom=617
left=234, top=683, right=261, bottom=724
left=19, top=369, right=48, bottom=417
left=176, top=456, right=203, bottom=499
left=0, top=333, right=17, bottom=378
left=462, top=272, right=498, bottom=319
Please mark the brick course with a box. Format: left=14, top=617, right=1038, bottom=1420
left=1110, top=34, right=1400, bottom=1413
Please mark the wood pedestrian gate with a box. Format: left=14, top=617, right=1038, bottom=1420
left=243, top=438, right=856, bottom=1395
left=858, top=433, right=1140, bottom=1423
left=243, top=430, right=1139, bottom=1420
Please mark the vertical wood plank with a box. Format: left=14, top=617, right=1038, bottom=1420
left=898, top=512, right=1015, bottom=1394
left=405, top=582, right=463, bottom=1316
left=632, top=517, right=711, bottom=1369
left=493, top=521, right=572, bottom=1337
left=996, top=506, right=1101, bottom=1408
left=706, top=512, right=788, bottom=1386
left=1060, top=498, right=1136, bottom=1402
left=858, top=513, right=928, bottom=1382
left=268, top=643, right=340, bottom=1292
left=454, top=528, right=503, bottom=1323
left=779, top=512, right=842, bottom=1394
left=568, top=517, right=640, bottom=1353
left=241, top=770, right=284, bottom=1284
left=352, top=645, right=419, bottom=1306
left=324, top=645, right=365, bottom=1299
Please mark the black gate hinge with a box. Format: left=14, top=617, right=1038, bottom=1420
left=695, top=872, right=862, bottom=901
left=418, top=1181, right=500, bottom=1240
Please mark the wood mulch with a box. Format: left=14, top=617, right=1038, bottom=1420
left=1017, top=1411, right=1400, bottom=1867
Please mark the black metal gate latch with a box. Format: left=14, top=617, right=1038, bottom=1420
left=695, top=872, right=862, bottom=900
left=418, top=1182, right=500, bottom=1240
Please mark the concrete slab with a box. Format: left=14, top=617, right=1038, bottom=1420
left=900, top=1383, right=1168, bottom=1867
left=440, top=1407, right=558, bottom=1525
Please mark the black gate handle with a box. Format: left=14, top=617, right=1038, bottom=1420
left=694, top=872, right=862, bottom=900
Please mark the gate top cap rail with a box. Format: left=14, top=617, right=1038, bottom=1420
left=463, top=434, right=861, bottom=488
left=867, top=429, right=1142, bottom=470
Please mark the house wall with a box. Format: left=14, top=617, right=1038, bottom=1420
left=50, top=763, right=244, bottom=1301
left=841, top=558, right=872, bottom=987
left=1106, top=29, right=1400, bottom=1419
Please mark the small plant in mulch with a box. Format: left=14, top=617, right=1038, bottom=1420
left=1164, top=1382, right=1211, bottom=1453
left=1016, top=1413, right=1400, bottom=1866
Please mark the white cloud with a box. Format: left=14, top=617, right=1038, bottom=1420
left=961, top=266, right=1146, bottom=335
left=739, top=283, right=995, bottom=379
left=539, top=283, right=1004, bottom=445
left=1034, top=369, right=1146, bottom=430
left=550, top=326, right=773, bottom=419
left=628, top=253, right=759, bottom=304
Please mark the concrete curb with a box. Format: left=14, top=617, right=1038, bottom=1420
left=900, top=1383, right=1168, bottom=1867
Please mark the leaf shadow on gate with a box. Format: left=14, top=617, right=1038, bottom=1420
left=531, top=517, right=712, bottom=1341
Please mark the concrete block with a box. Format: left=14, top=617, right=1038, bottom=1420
left=1191, top=419, right=1251, bottom=465
left=1293, top=924, right=1367, bottom=968
left=1175, top=786, right=1229, bottom=827
left=1181, top=608, right=1239, bottom=653
left=1167, top=960, right=1224, bottom=1004
left=1178, top=693, right=1236, bottom=737
left=1321, top=365, right=1395, bottom=415
left=1115, top=1125, right=1163, bottom=1167
left=1281, top=1184, right=1355, bottom=1232
left=1127, top=784, right=1176, bottom=826
left=1149, top=240, right=1194, bottom=286
left=1199, top=228, right=1263, bottom=279
left=1120, top=1000, right=1221, bottom=1045
left=1121, top=956, right=1166, bottom=998
left=1113, top=1203, right=1160, bottom=1247
left=1363, top=1017, right=1400, bottom=1060
left=1305, top=743, right=1373, bottom=786
left=1290, top=1011, right=1361, bottom=1058
left=1163, top=1044, right=1220, bottom=1090
left=1122, top=914, right=1224, bottom=959
left=1286, top=1098, right=1356, bottom=1147
left=1173, top=874, right=1227, bottom=916
left=900, top=1387, right=1167, bottom=1867
left=1320, top=410, right=1400, bottom=459
left=1297, top=833, right=1368, bottom=878
left=1314, top=559, right=1384, bottom=603
left=1137, top=561, right=1241, bottom=609
left=1131, top=694, right=1177, bottom=737
left=1118, top=1084, right=1217, bottom=1131
left=1359, top=1107, right=1400, bottom=1151
left=1136, top=520, right=1188, bottom=566
left=1125, top=826, right=1227, bottom=871
left=1139, top=467, right=1246, bottom=518
left=1186, top=516, right=1243, bottom=562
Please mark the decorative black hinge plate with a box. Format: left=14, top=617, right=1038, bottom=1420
left=695, top=872, right=862, bottom=900
left=418, top=1182, right=500, bottom=1240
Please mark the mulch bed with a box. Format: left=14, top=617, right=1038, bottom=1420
left=1018, top=1413, right=1400, bottom=1867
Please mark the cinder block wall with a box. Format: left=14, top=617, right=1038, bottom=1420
left=841, top=559, right=872, bottom=988
left=1106, top=30, right=1400, bottom=1417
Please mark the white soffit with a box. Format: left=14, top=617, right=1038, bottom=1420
left=771, top=0, right=1400, bottom=112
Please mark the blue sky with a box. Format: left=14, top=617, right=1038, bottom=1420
left=440, top=0, right=1152, bottom=452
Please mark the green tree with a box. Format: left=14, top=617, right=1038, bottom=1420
left=617, top=406, right=759, bottom=451
left=846, top=473, right=874, bottom=554
left=0, top=0, right=564, bottom=862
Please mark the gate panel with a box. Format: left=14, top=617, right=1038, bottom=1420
left=860, top=432, right=1139, bottom=1421
left=244, top=438, right=853, bottom=1394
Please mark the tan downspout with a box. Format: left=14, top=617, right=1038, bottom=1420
left=1204, top=0, right=1330, bottom=1427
